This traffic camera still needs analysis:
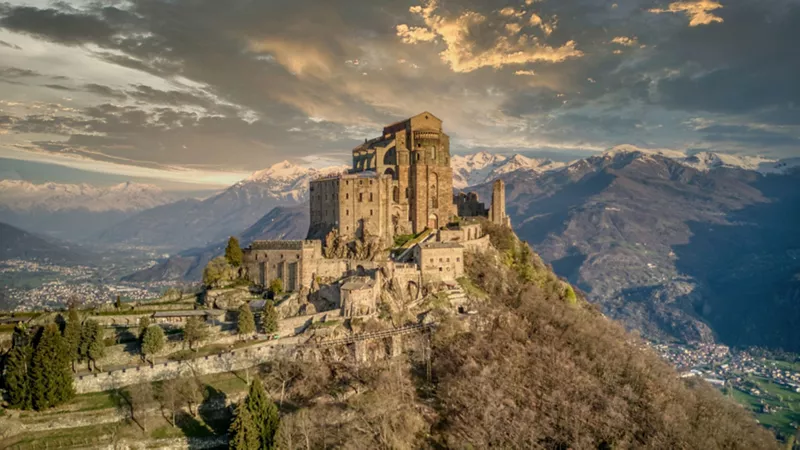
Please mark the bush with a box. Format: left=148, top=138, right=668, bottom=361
left=203, top=256, right=236, bottom=288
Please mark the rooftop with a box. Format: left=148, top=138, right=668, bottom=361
left=420, top=242, right=464, bottom=249
left=249, top=240, right=319, bottom=250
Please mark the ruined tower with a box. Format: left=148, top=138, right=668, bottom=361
left=490, top=179, right=510, bottom=227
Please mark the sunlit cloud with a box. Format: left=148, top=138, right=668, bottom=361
left=611, top=36, right=638, bottom=47
left=650, top=1, right=724, bottom=26
left=396, top=0, right=582, bottom=73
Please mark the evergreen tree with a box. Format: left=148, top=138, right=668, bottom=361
left=237, top=302, right=256, bottom=338
left=225, top=236, right=244, bottom=267
left=261, top=301, right=279, bottom=335
left=62, top=306, right=82, bottom=372
left=31, top=324, right=74, bottom=410
left=183, top=316, right=208, bottom=351
left=115, top=295, right=122, bottom=309
left=5, top=343, right=33, bottom=409
left=229, top=402, right=259, bottom=450
left=141, top=325, right=165, bottom=363
left=138, top=316, right=151, bottom=340
left=245, top=377, right=280, bottom=450
left=80, top=320, right=105, bottom=371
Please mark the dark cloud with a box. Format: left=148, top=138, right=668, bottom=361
left=0, top=39, right=22, bottom=50
left=84, top=83, right=127, bottom=100
left=0, top=0, right=798, bottom=177
left=0, top=6, right=116, bottom=44
left=0, top=67, right=41, bottom=78
left=43, top=83, right=72, bottom=91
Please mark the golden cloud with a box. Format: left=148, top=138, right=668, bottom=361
left=611, top=36, right=638, bottom=46
left=649, top=0, right=724, bottom=26
left=396, top=0, right=582, bottom=73
left=514, top=70, right=536, bottom=76
left=247, top=39, right=335, bottom=78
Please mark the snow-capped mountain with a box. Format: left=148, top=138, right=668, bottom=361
left=451, top=151, right=565, bottom=189
left=0, top=180, right=170, bottom=212
left=238, top=160, right=349, bottom=202
left=97, top=160, right=348, bottom=250
left=680, top=151, right=777, bottom=173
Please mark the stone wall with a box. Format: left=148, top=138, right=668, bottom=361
left=414, top=243, right=465, bottom=283
left=242, top=240, right=322, bottom=291
left=73, top=338, right=299, bottom=394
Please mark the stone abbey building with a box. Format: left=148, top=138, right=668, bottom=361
left=243, top=112, right=508, bottom=318
left=307, top=112, right=457, bottom=246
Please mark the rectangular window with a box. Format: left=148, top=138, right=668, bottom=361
left=346, top=193, right=349, bottom=200
left=369, top=193, right=374, bottom=201
left=456, top=257, right=461, bottom=262
left=447, top=258, right=450, bottom=262
left=359, top=193, right=363, bottom=202
left=346, top=209, right=349, bottom=216
left=370, top=210, right=374, bottom=216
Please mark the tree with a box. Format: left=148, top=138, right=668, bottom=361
left=225, top=236, right=244, bottom=268
left=237, top=303, right=256, bottom=338
left=177, top=376, right=203, bottom=417
left=80, top=319, right=105, bottom=371
left=157, top=379, right=180, bottom=427
left=229, top=402, right=259, bottom=450
left=261, top=301, right=279, bottom=335
left=115, top=295, right=122, bottom=309
left=141, top=325, right=165, bottom=363
left=204, top=256, right=236, bottom=288
left=138, top=316, right=151, bottom=340
left=62, top=305, right=82, bottom=373
left=268, top=278, right=283, bottom=298
left=126, top=382, right=153, bottom=432
left=564, top=285, right=577, bottom=305
left=245, top=377, right=280, bottom=450
left=31, top=324, right=75, bottom=410
left=183, top=316, right=208, bottom=351
left=5, top=343, right=33, bottom=409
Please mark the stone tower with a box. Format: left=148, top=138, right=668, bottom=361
left=490, top=179, right=510, bottom=227
left=307, top=112, right=456, bottom=244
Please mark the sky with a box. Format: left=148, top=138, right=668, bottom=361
left=0, top=0, right=798, bottom=188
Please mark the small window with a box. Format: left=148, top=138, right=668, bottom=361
left=447, top=258, right=450, bottom=262
left=346, top=209, right=349, bottom=216
left=369, top=193, right=374, bottom=201
left=346, top=193, right=349, bottom=199
left=430, top=258, right=434, bottom=263
left=370, top=210, right=374, bottom=216
left=439, top=267, right=443, bottom=272
left=456, top=257, right=461, bottom=262
left=369, top=180, right=373, bottom=185
left=359, top=180, right=363, bottom=185
left=439, top=258, right=443, bottom=262
left=359, top=193, right=363, bottom=202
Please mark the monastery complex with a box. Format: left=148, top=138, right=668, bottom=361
left=242, top=112, right=509, bottom=319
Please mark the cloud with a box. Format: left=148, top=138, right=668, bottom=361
left=514, top=70, right=536, bottom=76
left=396, top=0, right=583, bottom=73
left=650, top=1, right=724, bottom=27
left=0, top=39, right=21, bottom=50
left=611, top=36, right=638, bottom=46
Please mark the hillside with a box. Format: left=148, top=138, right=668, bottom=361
left=0, top=221, right=93, bottom=265
left=469, top=149, right=800, bottom=351
left=123, top=204, right=309, bottom=282
left=270, top=225, right=777, bottom=449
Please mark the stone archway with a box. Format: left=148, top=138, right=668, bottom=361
left=427, top=213, right=439, bottom=230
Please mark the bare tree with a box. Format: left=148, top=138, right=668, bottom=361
left=126, top=382, right=154, bottom=433
left=157, top=379, right=180, bottom=427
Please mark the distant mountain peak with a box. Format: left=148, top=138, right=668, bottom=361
left=0, top=180, right=167, bottom=212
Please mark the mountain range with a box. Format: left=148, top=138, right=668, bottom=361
left=3, top=148, right=799, bottom=352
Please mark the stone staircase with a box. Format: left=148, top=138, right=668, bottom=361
left=446, top=284, right=468, bottom=312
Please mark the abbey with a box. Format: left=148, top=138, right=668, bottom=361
left=243, top=112, right=508, bottom=318
left=307, top=112, right=457, bottom=246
